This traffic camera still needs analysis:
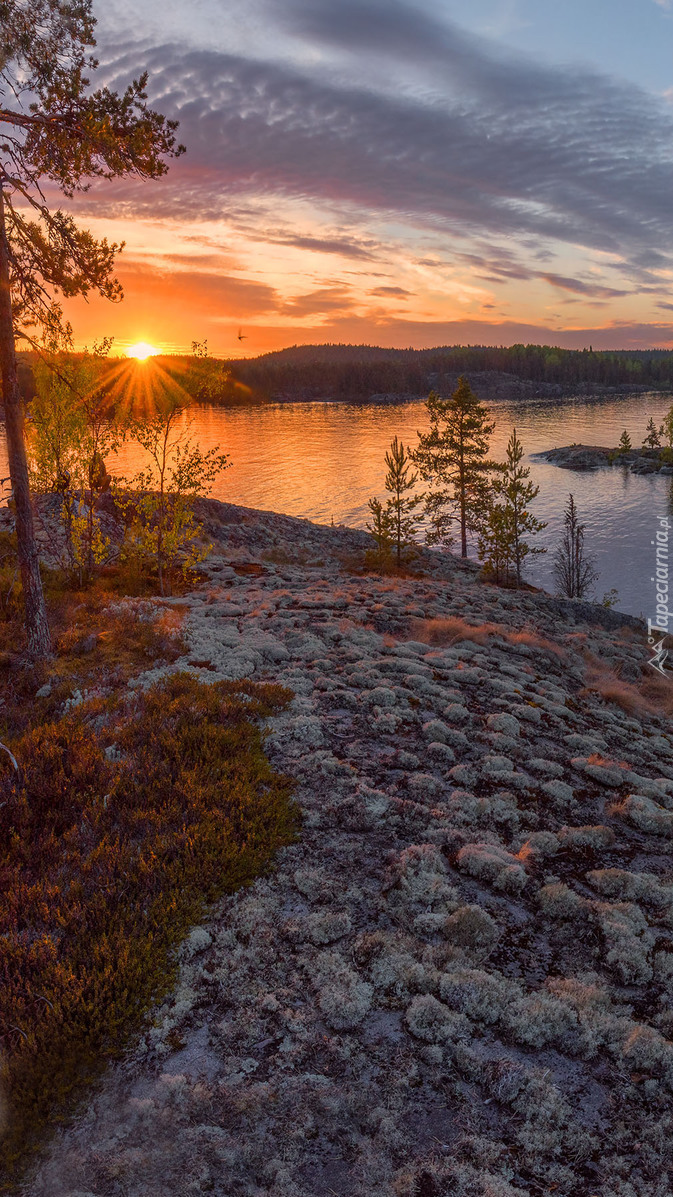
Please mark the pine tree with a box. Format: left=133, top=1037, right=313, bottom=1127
left=643, top=417, right=662, bottom=449
left=490, top=428, right=547, bottom=586
left=384, top=436, right=424, bottom=567
left=414, top=377, right=496, bottom=557
left=368, top=436, right=424, bottom=569
left=477, top=501, right=514, bottom=586
left=0, top=1, right=183, bottom=656
left=552, top=493, right=599, bottom=599
left=618, top=430, right=632, bottom=454
left=366, top=498, right=393, bottom=569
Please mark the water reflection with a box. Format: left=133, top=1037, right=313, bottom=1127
left=2, top=390, right=672, bottom=619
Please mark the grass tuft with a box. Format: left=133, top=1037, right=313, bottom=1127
left=410, top=617, right=566, bottom=659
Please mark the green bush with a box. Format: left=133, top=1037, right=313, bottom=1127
left=0, top=673, right=297, bottom=1183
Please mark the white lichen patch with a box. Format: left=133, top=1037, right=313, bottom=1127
left=457, top=842, right=528, bottom=894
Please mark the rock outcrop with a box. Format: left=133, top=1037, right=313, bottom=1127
left=18, top=503, right=673, bottom=1197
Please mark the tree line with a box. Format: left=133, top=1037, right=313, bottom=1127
left=222, top=343, right=673, bottom=403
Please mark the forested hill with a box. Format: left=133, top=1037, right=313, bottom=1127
left=225, top=342, right=673, bottom=404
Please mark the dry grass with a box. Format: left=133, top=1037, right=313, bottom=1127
left=586, top=753, right=630, bottom=770
left=410, top=617, right=567, bottom=659
left=410, top=616, right=504, bottom=647
left=579, top=651, right=673, bottom=717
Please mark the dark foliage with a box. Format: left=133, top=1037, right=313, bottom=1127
left=0, top=673, right=297, bottom=1182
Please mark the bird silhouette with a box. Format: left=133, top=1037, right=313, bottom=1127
left=237, top=328, right=247, bottom=341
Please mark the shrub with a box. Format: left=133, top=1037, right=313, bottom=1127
left=404, top=994, right=470, bottom=1044
left=438, top=967, right=515, bottom=1024
left=614, top=794, right=673, bottom=837
left=411, top=616, right=502, bottom=647
left=580, top=649, right=665, bottom=717
left=0, top=673, right=297, bottom=1182
left=442, top=905, right=499, bottom=954
left=456, top=843, right=528, bottom=894
left=314, top=952, right=373, bottom=1030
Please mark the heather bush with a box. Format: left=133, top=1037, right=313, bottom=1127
left=0, top=673, right=297, bottom=1180
left=387, top=843, right=459, bottom=917
left=615, top=794, right=673, bottom=836
left=587, top=868, right=673, bottom=912
left=537, top=882, right=586, bottom=920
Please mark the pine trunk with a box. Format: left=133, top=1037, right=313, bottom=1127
left=0, top=193, right=52, bottom=658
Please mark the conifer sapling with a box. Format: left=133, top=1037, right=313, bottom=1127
left=552, top=493, right=598, bottom=600
left=414, top=377, right=497, bottom=557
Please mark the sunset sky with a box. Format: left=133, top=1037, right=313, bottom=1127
left=62, top=0, right=673, bottom=356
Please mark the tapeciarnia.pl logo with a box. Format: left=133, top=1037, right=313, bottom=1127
left=648, top=515, right=672, bottom=676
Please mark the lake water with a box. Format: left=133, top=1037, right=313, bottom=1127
left=2, top=390, right=672, bottom=621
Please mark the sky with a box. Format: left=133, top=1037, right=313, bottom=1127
left=59, top=0, right=673, bottom=355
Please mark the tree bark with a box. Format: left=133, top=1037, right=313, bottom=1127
left=0, top=192, right=52, bottom=658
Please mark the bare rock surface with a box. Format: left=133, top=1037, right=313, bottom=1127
left=22, top=503, right=673, bottom=1197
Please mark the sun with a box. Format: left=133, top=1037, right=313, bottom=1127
left=126, top=341, right=160, bottom=361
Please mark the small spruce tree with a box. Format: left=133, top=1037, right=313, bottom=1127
left=384, top=436, right=424, bottom=567
left=643, top=417, right=662, bottom=449
left=552, top=493, right=599, bottom=599
left=414, top=377, right=497, bottom=557
left=488, top=428, right=547, bottom=586
left=366, top=498, right=393, bottom=570
left=368, top=436, right=424, bottom=569
left=618, top=429, right=632, bottom=454
left=477, top=501, right=513, bottom=586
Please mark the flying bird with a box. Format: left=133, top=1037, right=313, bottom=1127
left=237, top=328, right=247, bottom=341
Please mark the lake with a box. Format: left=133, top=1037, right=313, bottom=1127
left=2, top=390, right=672, bottom=621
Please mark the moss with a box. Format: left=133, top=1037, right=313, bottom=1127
left=0, top=673, right=297, bottom=1184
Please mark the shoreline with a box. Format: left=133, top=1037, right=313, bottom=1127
left=0, top=493, right=646, bottom=632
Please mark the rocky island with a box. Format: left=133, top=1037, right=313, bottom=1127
left=18, top=498, right=673, bottom=1197
left=541, top=443, right=673, bottom=475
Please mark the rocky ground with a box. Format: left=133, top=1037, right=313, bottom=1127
left=541, top=444, right=673, bottom=476
left=18, top=502, right=673, bottom=1197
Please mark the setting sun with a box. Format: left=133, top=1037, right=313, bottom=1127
left=125, top=341, right=159, bottom=361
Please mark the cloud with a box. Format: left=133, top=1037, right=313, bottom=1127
left=540, top=273, right=630, bottom=299
left=279, top=285, right=356, bottom=317
left=81, top=23, right=673, bottom=287
left=117, top=264, right=280, bottom=317
left=263, top=232, right=378, bottom=259
left=369, top=286, right=411, bottom=298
